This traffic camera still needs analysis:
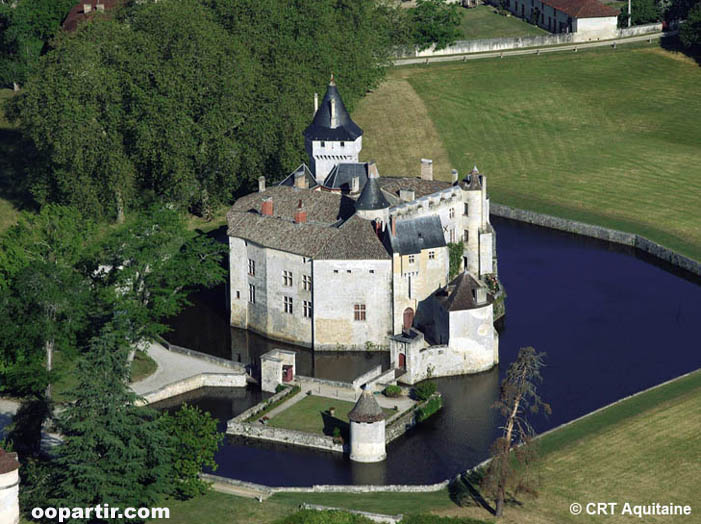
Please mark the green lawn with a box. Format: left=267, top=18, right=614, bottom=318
left=355, top=43, right=701, bottom=262
left=459, top=6, right=546, bottom=41
left=267, top=395, right=393, bottom=437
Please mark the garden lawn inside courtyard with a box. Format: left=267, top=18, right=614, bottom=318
left=459, top=5, right=547, bottom=40
left=353, top=42, right=701, bottom=262
left=267, top=394, right=394, bottom=436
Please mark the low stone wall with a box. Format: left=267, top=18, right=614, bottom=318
left=352, top=365, right=383, bottom=390
left=139, top=373, right=247, bottom=405
left=158, top=336, right=245, bottom=371
left=300, top=504, right=403, bottom=524
left=618, top=22, right=663, bottom=37
left=227, top=421, right=344, bottom=454
left=490, top=203, right=701, bottom=276
left=365, top=368, right=398, bottom=390
left=231, top=385, right=298, bottom=423
left=385, top=393, right=442, bottom=444
left=295, top=375, right=355, bottom=391
left=270, top=481, right=450, bottom=494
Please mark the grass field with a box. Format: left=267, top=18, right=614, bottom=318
left=136, top=369, right=701, bottom=524
left=459, top=5, right=546, bottom=40
left=267, top=395, right=393, bottom=436
left=354, top=43, right=701, bottom=262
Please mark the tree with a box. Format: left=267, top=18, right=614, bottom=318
left=481, top=347, right=551, bottom=518
left=680, top=1, right=701, bottom=48
left=46, top=328, right=173, bottom=519
left=0, top=0, right=75, bottom=89
left=160, top=404, right=223, bottom=499
left=618, top=0, right=661, bottom=26
left=0, top=205, right=94, bottom=399
left=412, top=0, right=462, bottom=51
left=94, top=204, right=226, bottom=349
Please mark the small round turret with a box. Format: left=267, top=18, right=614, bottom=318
left=348, top=389, right=386, bottom=463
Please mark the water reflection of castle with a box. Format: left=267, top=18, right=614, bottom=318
left=227, top=77, right=505, bottom=384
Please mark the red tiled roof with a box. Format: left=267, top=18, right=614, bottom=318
left=62, top=0, right=123, bottom=32
left=542, top=0, right=619, bottom=18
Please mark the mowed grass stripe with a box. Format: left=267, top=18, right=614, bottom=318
left=355, top=44, right=701, bottom=261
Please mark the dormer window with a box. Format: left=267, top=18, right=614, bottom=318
left=321, top=141, right=325, bottom=148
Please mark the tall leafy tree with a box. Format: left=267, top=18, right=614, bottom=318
left=481, top=347, right=551, bottom=518
left=46, top=328, right=173, bottom=520
left=0, top=0, right=75, bottom=89
left=0, top=205, right=94, bottom=399
left=680, top=1, right=701, bottom=48
left=160, top=404, right=223, bottom=499
left=412, top=0, right=462, bottom=51
left=95, top=204, right=226, bottom=349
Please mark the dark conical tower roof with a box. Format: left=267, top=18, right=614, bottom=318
left=356, top=162, right=390, bottom=211
left=303, top=75, right=363, bottom=142
left=348, top=389, right=385, bottom=423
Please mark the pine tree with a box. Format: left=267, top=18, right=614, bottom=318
left=47, top=329, right=173, bottom=521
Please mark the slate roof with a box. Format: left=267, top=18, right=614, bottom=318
left=278, top=164, right=318, bottom=189
left=437, top=273, right=493, bottom=312
left=227, top=186, right=390, bottom=260
left=348, top=390, right=385, bottom=423
left=356, top=175, right=391, bottom=211
left=323, top=163, right=368, bottom=192
left=303, top=78, right=363, bottom=142
left=390, top=215, right=446, bottom=255
left=0, top=449, right=19, bottom=474
left=316, top=215, right=390, bottom=260
left=542, top=0, right=619, bottom=17
left=378, top=177, right=453, bottom=200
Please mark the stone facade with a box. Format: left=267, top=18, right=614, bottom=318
left=260, top=349, right=296, bottom=393
left=227, top=78, right=502, bottom=383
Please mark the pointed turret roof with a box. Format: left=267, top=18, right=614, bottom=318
left=303, top=75, right=363, bottom=142
left=356, top=162, right=390, bottom=212
left=348, top=389, right=385, bottom=423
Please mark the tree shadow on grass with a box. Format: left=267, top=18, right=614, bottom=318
left=320, top=411, right=349, bottom=440
left=449, top=469, right=497, bottom=516
left=659, top=35, right=701, bottom=66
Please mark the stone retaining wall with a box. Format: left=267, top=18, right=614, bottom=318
left=139, top=373, right=247, bottom=405
left=490, top=203, right=701, bottom=276
left=300, top=504, right=403, bottom=524
left=295, top=375, right=355, bottom=390
left=158, top=337, right=246, bottom=371
left=231, top=385, right=297, bottom=423
left=385, top=393, right=442, bottom=444
left=227, top=421, right=344, bottom=454
left=352, top=366, right=383, bottom=390
left=365, top=368, right=398, bottom=390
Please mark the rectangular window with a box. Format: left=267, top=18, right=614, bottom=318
left=321, top=141, right=325, bottom=148
left=464, top=203, right=469, bottom=216
left=303, top=274, right=312, bottom=291
left=248, top=284, right=255, bottom=304
left=449, top=208, right=455, bottom=219
left=428, top=251, right=435, bottom=260
left=283, top=270, right=293, bottom=287
left=236, top=290, right=240, bottom=299
left=303, top=300, right=312, bottom=318
left=340, top=141, right=345, bottom=147
left=284, top=296, right=293, bottom=314
left=463, top=230, right=469, bottom=242
left=449, top=229, right=456, bottom=243
left=248, top=259, right=255, bottom=276
left=408, top=255, right=415, bottom=264
left=354, top=304, right=366, bottom=321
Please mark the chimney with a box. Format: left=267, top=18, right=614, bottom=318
left=399, top=188, right=415, bottom=202
left=83, top=3, right=92, bottom=12
left=261, top=197, right=273, bottom=217
left=294, top=200, right=307, bottom=224
left=294, top=170, right=308, bottom=189
left=420, top=158, right=433, bottom=181
left=258, top=176, right=266, bottom=193
left=330, top=98, right=337, bottom=128
left=368, top=161, right=379, bottom=179
left=451, top=169, right=459, bottom=184
left=96, top=3, right=104, bottom=11
left=314, top=92, right=319, bottom=114
left=351, top=175, right=360, bottom=193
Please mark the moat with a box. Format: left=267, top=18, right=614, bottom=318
left=155, top=216, right=701, bottom=486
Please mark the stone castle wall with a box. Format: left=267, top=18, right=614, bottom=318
left=0, top=464, right=19, bottom=524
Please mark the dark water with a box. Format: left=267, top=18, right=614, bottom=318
left=163, top=217, right=701, bottom=485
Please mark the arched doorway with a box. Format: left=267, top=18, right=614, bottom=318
left=403, top=307, right=414, bottom=333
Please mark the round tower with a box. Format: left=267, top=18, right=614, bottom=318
left=0, top=448, right=20, bottom=524
left=355, top=162, right=390, bottom=224
left=303, top=75, right=363, bottom=185
left=348, top=389, right=386, bottom=463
